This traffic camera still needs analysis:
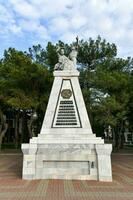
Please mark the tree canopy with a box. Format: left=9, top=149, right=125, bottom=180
left=0, top=36, right=133, bottom=150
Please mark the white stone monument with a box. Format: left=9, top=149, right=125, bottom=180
left=22, top=41, right=112, bottom=181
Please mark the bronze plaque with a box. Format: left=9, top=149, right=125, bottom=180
left=61, top=89, right=72, bottom=99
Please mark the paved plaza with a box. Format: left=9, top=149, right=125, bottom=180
left=0, top=152, right=133, bottom=200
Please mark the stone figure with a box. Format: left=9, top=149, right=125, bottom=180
left=69, top=36, right=78, bottom=67
left=69, top=46, right=78, bottom=67
left=54, top=36, right=79, bottom=71
left=54, top=47, right=71, bottom=70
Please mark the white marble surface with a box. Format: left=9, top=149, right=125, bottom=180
left=22, top=69, right=112, bottom=181
left=40, top=70, right=93, bottom=134
left=54, top=70, right=79, bottom=77
left=96, top=144, right=112, bottom=181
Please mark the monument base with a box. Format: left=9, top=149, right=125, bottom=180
left=22, top=134, right=112, bottom=181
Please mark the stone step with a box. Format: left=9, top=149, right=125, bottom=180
left=30, top=138, right=104, bottom=144
left=36, top=137, right=97, bottom=141
left=35, top=174, right=97, bottom=180
left=38, top=134, right=96, bottom=139
left=40, top=128, right=93, bottom=135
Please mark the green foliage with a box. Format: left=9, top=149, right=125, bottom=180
left=45, top=42, right=58, bottom=71
left=78, top=36, right=117, bottom=69
left=77, top=36, right=131, bottom=142
left=128, top=72, right=133, bottom=130
left=27, top=44, right=46, bottom=66
left=0, top=48, right=52, bottom=111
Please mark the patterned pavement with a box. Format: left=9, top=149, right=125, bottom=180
left=0, top=153, right=133, bottom=200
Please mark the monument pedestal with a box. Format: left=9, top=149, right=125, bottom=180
left=22, top=70, right=112, bottom=181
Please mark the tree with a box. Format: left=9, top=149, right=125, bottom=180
left=128, top=71, right=133, bottom=132
left=0, top=48, right=52, bottom=147
left=26, top=44, right=46, bottom=66
left=0, top=37, right=132, bottom=151
left=45, top=42, right=58, bottom=71
left=0, top=109, right=8, bottom=150
left=78, top=35, right=117, bottom=70
left=75, top=36, right=131, bottom=150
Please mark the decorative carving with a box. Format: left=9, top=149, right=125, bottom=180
left=61, top=89, right=72, bottom=99
left=54, top=37, right=78, bottom=71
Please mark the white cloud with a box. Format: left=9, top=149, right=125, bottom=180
left=20, top=19, right=50, bottom=40
left=48, top=17, right=70, bottom=35
left=8, top=24, right=22, bottom=34
left=0, top=4, right=13, bottom=23
left=10, top=0, right=39, bottom=19
left=9, top=0, right=74, bottom=19
left=0, top=3, right=22, bottom=37
left=60, top=32, right=77, bottom=43
left=71, top=14, right=87, bottom=30
left=0, top=0, right=133, bottom=57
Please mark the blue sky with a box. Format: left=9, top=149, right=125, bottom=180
left=0, top=0, right=133, bottom=58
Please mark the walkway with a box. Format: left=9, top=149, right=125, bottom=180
left=0, top=153, right=133, bottom=200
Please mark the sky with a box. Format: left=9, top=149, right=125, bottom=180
left=0, top=0, right=133, bottom=58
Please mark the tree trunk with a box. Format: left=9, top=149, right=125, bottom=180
left=21, top=112, right=29, bottom=143
left=27, top=116, right=34, bottom=138
left=117, top=120, right=125, bottom=150
left=112, top=128, right=116, bottom=150
left=14, top=113, right=19, bottom=148
left=120, top=132, right=125, bottom=149
left=0, top=110, right=8, bottom=150
left=27, top=113, right=37, bottom=138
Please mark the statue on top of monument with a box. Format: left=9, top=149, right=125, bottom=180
left=54, top=36, right=79, bottom=71
left=69, top=36, right=79, bottom=67
left=54, top=46, right=70, bottom=70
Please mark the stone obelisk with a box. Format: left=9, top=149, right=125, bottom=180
left=22, top=41, right=112, bottom=181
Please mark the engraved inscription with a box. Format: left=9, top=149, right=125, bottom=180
left=56, top=100, right=78, bottom=126
left=52, top=79, right=81, bottom=128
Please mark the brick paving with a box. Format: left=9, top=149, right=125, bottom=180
left=0, top=153, right=133, bottom=200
